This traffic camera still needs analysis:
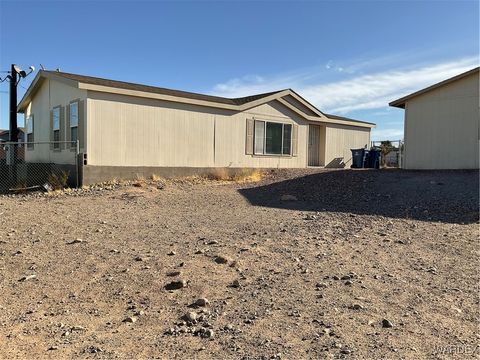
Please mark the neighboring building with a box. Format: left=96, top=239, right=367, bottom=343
left=390, top=67, right=479, bottom=170
left=17, top=70, right=375, bottom=184
left=0, top=128, right=25, bottom=163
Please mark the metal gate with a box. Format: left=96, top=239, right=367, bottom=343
left=0, top=141, right=79, bottom=193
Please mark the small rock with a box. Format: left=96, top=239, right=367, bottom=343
left=165, top=279, right=186, bottom=290
left=382, top=319, right=393, bottom=328
left=195, top=298, right=209, bottom=307
left=48, top=346, right=59, bottom=351
left=203, top=328, right=214, bottom=338
left=166, top=271, right=181, bottom=277
left=68, top=238, right=84, bottom=245
left=134, top=256, right=144, bottom=262
left=345, top=280, right=353, bottom=286
left=214, top=255, right=231, bottom=264
left=71, top=325, right=85, bottom=331
left=229, top=280, right=240, bottom=288
left=123, top=316, right=137, bottom=323
left=19, top=274, right=36, bottom=282
left=86, top=346, right=103, bottom=353
left=167, top=251, right=176, bottom=256
left=316, top=282, right=328, bottom=288
left=183, top=312, right=197, bottom=322
left=352, top=304, right=364, bottom=310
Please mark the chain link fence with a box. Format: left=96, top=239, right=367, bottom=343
left=0, top=141, right=79, bottom=194
left=370, top=140, right=404, bottom=168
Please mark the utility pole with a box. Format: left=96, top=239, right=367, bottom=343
left=9, top=63, right=18, bottom=142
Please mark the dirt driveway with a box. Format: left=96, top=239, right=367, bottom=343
left=0, top=169, right=478, bottom=359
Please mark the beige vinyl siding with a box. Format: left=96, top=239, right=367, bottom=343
left=87, top=92, right=310, bottom=168
left=23, top=78, right=87, bottom=164
left=323, top=124, right=371, bottom=168
left=403, top=72, right=479, bottom=169
left=87, top=93, right=216, bottom=167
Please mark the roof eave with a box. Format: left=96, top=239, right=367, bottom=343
left=388, top=100, right=406, bottom=109
left=389, top=66, right=479, bottom=109
left=18, top=70, right=81, bottom=112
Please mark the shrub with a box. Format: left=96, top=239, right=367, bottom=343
left=47, top=170, right=70, bottom=190
left=208, top=168, right=263, bottom=183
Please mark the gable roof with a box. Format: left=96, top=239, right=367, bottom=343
left=41, top=71, right=284, bottom=106
left=389, top=67, right=479, bottom=109
left=18, top=70, right=375, bottom=128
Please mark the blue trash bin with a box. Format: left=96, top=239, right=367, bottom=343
left=351, top=148, right=366, bottom=168
left=366, top=149, right=381, bottom=169
left=363, top=149, right=370, bottom=168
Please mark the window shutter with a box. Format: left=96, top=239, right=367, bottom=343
left=65, top=105, right=71, bottom=149
left=50, top=110, right=54, bottom=150
left=245, top=118, right=254, bottom=155
left=78, top=100, right=85, bottom=149
left=292, top=124, right=298, bottom=157
left=59, top=106, right=65, bottom=149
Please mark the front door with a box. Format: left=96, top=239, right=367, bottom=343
left=308, top=125, right=320, bottom=166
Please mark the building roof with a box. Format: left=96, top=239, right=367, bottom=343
left=323, top=113, right=376, bottom=126
left=42, top=71, right=284, bottom=106
left=17, top=70, right=376, bottom=128
left=389, top=67, right=479, bottom=109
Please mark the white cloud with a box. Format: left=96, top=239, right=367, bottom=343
left=210, top=56, right=478, bottom=115
left=371, top=128, right=404, bottom=141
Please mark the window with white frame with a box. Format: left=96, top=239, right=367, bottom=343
left=26, top=115, right=34, bottom=149
left=254, top=120, right=292, bottom=155
left=53, top=107, right=60, bottom=149
left=70, top=102, right=78, bottom=146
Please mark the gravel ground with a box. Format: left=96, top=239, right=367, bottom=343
left=0, top=169, right=478, bottom=359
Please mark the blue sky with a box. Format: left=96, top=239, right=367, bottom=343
left=0, top=0, right=478, bottom=140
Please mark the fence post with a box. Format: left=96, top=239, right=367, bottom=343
left=76, top=140, right=80, bottom=188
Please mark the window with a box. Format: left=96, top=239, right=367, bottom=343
left=254, top=120, right=292, bottom=155
left=53, top=107, right=60, bottom=149
left=70, top=102, right=79, bottom=146
left=26, top=115, right=34, bottom=149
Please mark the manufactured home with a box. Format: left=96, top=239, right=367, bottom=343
left=18, top=70, right=375, bottom=184
left=390, top=67, right=479, bottom=170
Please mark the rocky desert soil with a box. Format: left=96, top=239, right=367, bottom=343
left=0, top=169, right=478, bottom=359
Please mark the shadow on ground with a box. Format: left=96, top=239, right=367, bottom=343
left=239, top=169, right=479, bottom=224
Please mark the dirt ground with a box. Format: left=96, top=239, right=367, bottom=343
left=0, top=169, right=478, bottom=359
